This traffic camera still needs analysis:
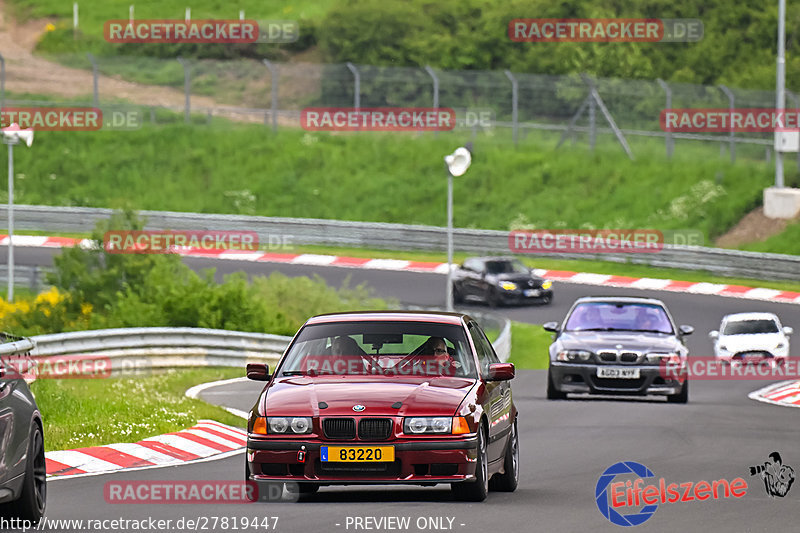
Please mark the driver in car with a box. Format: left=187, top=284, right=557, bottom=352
left=426, top=337, right=459, bottom=376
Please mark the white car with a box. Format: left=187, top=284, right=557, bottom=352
left=709, top=313, right=793, bottom=365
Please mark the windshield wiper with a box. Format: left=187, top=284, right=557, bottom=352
left=636, top=329, right=671, bottom=334
left=574, top=327, right=630, bottom=332
left=281, top=370, right=307, bottom=376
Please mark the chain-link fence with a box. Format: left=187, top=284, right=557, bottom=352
left=1, top=53, right=796, bottom=164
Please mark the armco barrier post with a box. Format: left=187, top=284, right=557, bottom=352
left=0, top=53, right=4, bottom=112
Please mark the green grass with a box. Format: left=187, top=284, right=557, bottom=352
left=32, top=367, right=244, bottom=451
left=11, top=0, right=333, bottom=34
left=742, top=220, right=800, bottom=256
left=2, top=123, right=789, bottom=239
left=507, top=322, right=552, bottom=370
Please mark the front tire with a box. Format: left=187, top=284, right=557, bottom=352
left=452, top=426, right=488, bottom=502
left=489, top=419, right=519, bottom=492
left=0, top=424, right=46, bottom=523
left=546, top=369, right=567, bottom=400
left=667, top=379, right=689, bottom=404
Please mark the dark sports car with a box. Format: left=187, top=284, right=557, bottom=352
left=544, top=297, right=693, bottom=403
left=452, top=257, right=553, bottom=307
left=245, top=311, right=518, bottom=502
left=0, top=338, right=46, bottom=523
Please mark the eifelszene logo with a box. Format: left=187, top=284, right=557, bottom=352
left=749, top=452, right=795, bottom=498
left=595, top=461, right=747, bottom=527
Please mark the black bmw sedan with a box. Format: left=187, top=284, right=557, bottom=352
left=452, top=257, right=553, bottom=307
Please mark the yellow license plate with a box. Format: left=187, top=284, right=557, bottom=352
left=321, top=446, right=395, bottom=462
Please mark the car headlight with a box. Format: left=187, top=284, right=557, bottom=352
left=404, top=417, right=452, bottom=435
left=500, top=281, right=517, bottom=291
left=267, top=416, right=312, bottom=434
left=541, top=280, right=553, bottom=290
left=556, top=349, right=592, bottom=362
left=645, top=352, right=680, bottom=364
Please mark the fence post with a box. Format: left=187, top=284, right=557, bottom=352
left=87, top=53, right=99, bottom=107
left=424, top=65, right=439, bottom=136
left=129, top=5, right=134, bottom=27
left=73, top=2, right=79, bottom=38
left=185, top=7, right=191, bottom=20
left=239, top=10, right=245, bottom=20
left=504, top=70, right=518, bottom=145
left=177, top=57, right=190, bottom=123
left=345, top=62, right=360, bottom=110
left=262, top=60, right=279, bottom=132
left=0, top=54, right=4, bottom=112
left=588, top=88, right=596, bottom=151
left=718, top=85, right=735, bottom=163
left=786, top=90, right=800, bottom=170
left=657, top=78, right=674, bottom=159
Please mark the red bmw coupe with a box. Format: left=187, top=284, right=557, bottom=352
left=245, top=311, right=518, bottom=501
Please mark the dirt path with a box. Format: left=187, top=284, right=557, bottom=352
left=0, top=1, right=298, bottom=125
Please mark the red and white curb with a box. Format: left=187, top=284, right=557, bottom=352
left=45, top=420, right=246, bottom=479
left=3, top=234, right=799, bottom=305
left=749, top=380, right=800, bottom=408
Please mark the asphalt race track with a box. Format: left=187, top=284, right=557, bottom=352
left=9, top=246, right=800, bottom=531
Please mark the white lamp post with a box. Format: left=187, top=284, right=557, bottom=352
left=1, top=123, right=34, bottom=302
left=443, top=145, right=472, bottom=311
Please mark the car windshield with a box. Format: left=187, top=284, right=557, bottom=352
left=485, top=260, right=528, bottom=275
left=723, top=319, right=780, bottom=335
left=564, top=302, right=673, bottom=334
left=278, top=321, right=477, bottom=378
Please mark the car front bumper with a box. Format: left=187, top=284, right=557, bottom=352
left=498, top=288, right=553, bottom=304
left=246, top=437, right=479, bottom=485
left=549, top=362, right=684, bottom=396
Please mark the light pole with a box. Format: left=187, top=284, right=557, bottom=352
left=443, top=145, right=472, bottom=311
left=1, top=124, right=34, bottom=302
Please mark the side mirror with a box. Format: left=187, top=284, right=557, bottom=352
left=246, top=363, right=270, bottom=381
left=709, top=330, right=719, bottom=340
left=679, top=325, right=694, bottom=336
left=784, top=326, right=794, bottom=336
left=487, top=362, right=515, bottom=381
left=543, top=321, right=560, bottom=333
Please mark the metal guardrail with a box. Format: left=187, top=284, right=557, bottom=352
left=0, top=205, right=798, bottom=281
left=0, top=318, right=511, bottom=376
left=29, top=327, right=290, bottom=373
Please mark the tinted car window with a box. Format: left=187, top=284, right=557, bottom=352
left=279, top=321, right=476, bottom=378
left=723, top=319, right=780, bottom=335
left=564, top=302, right=673, bottom=334
left=485, top=260, right=528, bottom=275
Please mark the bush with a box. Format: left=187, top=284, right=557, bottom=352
left=1, top=212, right=390, bottom=336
